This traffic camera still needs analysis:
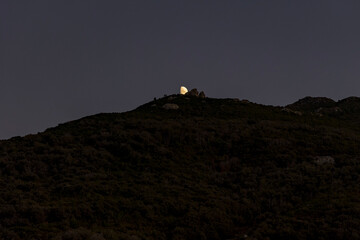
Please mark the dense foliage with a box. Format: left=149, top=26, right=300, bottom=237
left=1, top=95, right=360, bottom=239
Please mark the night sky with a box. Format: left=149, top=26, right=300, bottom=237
left=1, top=1, right=360, bottom=139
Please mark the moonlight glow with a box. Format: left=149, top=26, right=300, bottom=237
left=180, top=86, right=188, bottom=95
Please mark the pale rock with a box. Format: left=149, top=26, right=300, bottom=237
left=314, top=156, right=335, bottom=165
left=162, top=103, right=179, bottom=110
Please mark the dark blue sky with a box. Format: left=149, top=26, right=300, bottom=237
left=1, top=1, right=360, bottom=139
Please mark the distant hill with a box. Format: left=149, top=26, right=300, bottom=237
left=1, top=94, right=360, bottom=239
left=287, top=96, right=360, bottom=116
left=286, top=96, right=336, bottom=112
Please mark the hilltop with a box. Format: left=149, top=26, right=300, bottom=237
left=1, top=94, right=360, bottom=239
left=287, top=96, right=360, bottom=116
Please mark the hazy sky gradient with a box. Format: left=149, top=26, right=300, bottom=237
left=1, top=1, right=360, bottom=139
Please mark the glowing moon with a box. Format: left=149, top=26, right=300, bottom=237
left=180, top=86, right=188, bottom=95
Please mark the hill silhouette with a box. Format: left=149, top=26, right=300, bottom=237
left=1, top=94, right=360, bottom=239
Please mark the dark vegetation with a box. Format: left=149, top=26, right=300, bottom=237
left=1, top=95, right=360, bottom=239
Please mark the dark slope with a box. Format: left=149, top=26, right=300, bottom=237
left=1, top=95, right=360, bottom=239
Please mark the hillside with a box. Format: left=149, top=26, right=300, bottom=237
left=1, top=94, right=360, bottom=240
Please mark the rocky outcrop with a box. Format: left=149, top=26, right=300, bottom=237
left=162, top=103, right=179, bottom=110
left=184, top=88, right=207, bottom=99
left=185, top=88, right=199, bottom=97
